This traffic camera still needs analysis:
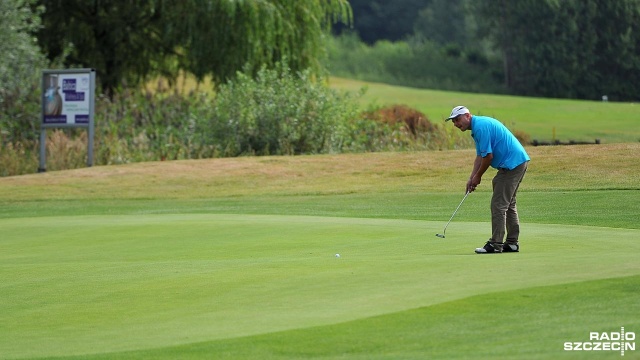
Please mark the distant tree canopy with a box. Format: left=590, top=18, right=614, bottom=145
left=473, top=0, right=640, bottom=101
left=338, top=0, right=640, bottom=101
left=31, top=0, right=640, bottom=100
left=333, top=0, right=427, bottom=44
left=36, top=0, right=352, bottom=94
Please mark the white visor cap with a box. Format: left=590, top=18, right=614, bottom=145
left=446, top=106, right=470, bottom=121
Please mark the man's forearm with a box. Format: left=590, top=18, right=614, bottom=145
left=471, top=155, right=492, bottom=178
left=470, top=156, right=481, bottom=179
left=472, top=154, right=492, bottom=180
left=467, top=154, right=493, bottom=192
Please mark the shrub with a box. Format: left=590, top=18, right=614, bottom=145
left=197, top=62, right=361, bottom=156
left=362, top=104, right=435, bottom=136
left=512, top=129, right=532, bottom=146
left=1, top=58, right=477, bottom=176
left=354, top=104, right=473, bottom=152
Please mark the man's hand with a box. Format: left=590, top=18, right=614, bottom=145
left=467, top=154, right=492, bottom=193
left=467, top=175, right=481, bottom=193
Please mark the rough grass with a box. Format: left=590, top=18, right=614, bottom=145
left=1, top=144, right=638, bottom=201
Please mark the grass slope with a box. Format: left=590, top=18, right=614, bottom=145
left=329, top=77, right=640, bottom=144
left=1, top=144, right=639, bottom=359
left=72, top=276, right=640, bottom=360
left=2, top=215, right=639, bottom=359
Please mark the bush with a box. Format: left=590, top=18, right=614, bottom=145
left=354, top=104, right=474, bottom=152
left=0, top=60, right=476, bottom=176
left=362, top=104, right=435, bottom=136
left=512, top=129, right=532, bottom=146
left=94, top=89, right=208, bottom=164
left=197, top=62, right=361, bottom=156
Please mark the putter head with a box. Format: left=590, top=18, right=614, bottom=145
left=435, top=233, right=445, bottom=238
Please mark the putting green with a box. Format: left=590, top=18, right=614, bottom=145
left=1, top=214, right=639, bottom=358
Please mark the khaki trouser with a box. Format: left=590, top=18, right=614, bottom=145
left=491, top=161, right=528, bottom=244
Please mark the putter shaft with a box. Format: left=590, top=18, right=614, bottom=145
left=437, top=191, right=470, bottom=238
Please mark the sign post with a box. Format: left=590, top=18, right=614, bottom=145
left=39, top=68, right=96, bottom=172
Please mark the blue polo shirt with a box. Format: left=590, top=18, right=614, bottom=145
left=471, top=115, right=530, bottom=170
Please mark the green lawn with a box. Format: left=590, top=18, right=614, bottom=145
left=1, top=143, right=639, bottom=359
left=2, top=215, right=639, bottom=359
left=329, top=77, right=640, bottom=144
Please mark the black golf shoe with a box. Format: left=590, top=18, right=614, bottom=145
left=503, top=242, right=520, bottom=253
left=474, top=241, right=503, bottom=254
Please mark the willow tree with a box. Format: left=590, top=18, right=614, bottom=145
left=36, top=0, right=352, bottom=93
left=171, top=1, right=352, bottom=85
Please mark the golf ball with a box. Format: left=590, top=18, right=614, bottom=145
left=335, top=253, right=340, bottom=258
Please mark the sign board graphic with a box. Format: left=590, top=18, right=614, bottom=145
left=40, top=69, right=96, bottom=172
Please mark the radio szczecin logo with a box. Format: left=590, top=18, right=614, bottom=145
left=564, top=327, right=635, bottom=356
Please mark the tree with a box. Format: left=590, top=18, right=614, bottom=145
left=584, top=0, right=640, bottom=101
left=172, top=1, right=352, bottom=85
left=413, top=0, right=469, bottom=47
left=0, top=0, right=47, bottom=142
left=333, top=0, right=428, bottom=44
left=474, top=0, right=640, bottom=100
left=36, top=0, right=352, bottom=94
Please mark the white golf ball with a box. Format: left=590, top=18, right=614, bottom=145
left=335, top=253, right=340, bottom=258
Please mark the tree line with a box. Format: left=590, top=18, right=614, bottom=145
left=34, top=0, right=352, bottom=94
left=337, top=0, right=640, bottom=101
left=3, top=0, right=634, bottom=101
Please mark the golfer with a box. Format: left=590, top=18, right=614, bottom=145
left=446, top=106, right=530, bottom=254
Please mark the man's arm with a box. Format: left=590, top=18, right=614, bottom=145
left=467, top=154, right=493, bottom=192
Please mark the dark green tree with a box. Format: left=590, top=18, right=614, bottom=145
left=334, top=0, right=428, bottom=44
left=583, top=0, right=640, bottom=101
left=36, top=0, right=352, bottom=94
left=474, top=0, right=640, bottom=100
left=413, top=0, right=469, bottom=47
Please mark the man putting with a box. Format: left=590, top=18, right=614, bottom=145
left=446, top=106, right=530, bottom=254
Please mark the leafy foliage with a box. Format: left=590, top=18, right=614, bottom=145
left=473, top=0, right=640, bottom=100
left=36, top=0, right=352, bottom=94
left=197, top=62, right=362, bottom=156
left=0, top=63, right=475, bottom=176
left=0, top=0, right=47, bottom=143
left=333, top=0, right=427, bottom=44
left=326, top=33, right=505, bottom=94
left=332, top=0, right=640, bottom=100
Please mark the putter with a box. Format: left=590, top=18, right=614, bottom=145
left=435, top=191, right=470, bottom=238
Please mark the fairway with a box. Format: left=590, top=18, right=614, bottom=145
left=329, top=77, right=640, bottom=144
left=1, top=144, right=640, bottom=359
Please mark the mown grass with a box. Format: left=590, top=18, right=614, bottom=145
left=68, top=276, right=638, bottom=360
left=1, top=144, right=639, bottom=359
left=329, top=77, right=640, bottom=144
left=2, top=215, right=639, bottom=359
